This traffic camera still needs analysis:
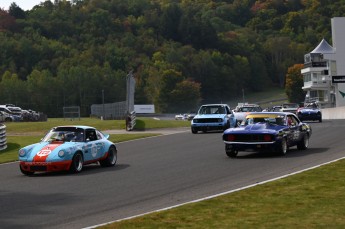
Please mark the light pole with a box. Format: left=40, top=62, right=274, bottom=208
left=242, top=88, right=245, bottom=104
left=102, top=89, right=105, bottom=120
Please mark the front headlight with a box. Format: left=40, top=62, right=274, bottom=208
left=58, top=150, right=65, bottom=157
left=19, top=149, right=26, bottom=157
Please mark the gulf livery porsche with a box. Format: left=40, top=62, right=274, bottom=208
left=222, top=112, right=312, bottom=157
left=19, top=126, right=117, bottom=175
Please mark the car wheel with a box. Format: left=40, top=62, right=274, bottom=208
left=191, top=127, right=198, bottom=134
left=100, top=146, right=117, bottom=167
left=69, top=152, right=83, bottom=173
left=319, top=118, right=322, bottom=123
left=277, top=138, right=288, bottom=155
left=19, top=165, right=34, bottom=175
left=223, top=121, right=230, bottom=130
left=297, top=134, right=309, bottom=150
left=226, top=150, right=238, bottom=158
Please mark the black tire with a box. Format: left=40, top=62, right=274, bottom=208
left=319, top=118, right=322, bottom=123
left=69, top=152, right=83, bottom=173
left=191, top=127, right=198, bottom=134
left=297, top=134, right=309, bottom=150
left=223, top=121, right=230, bottom=130
left=226, top=150, right=238, bottom=158
left=19, top=165, right=34, bottom=175
left=277, top=138, right=288, bottom=155
left=100, top=146, right=117, bottom=167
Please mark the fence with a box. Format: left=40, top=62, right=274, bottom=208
left=0, top=124, right=7, bottom=151
left=90, top=71, right=136, bottom=123
left=63, top=106, right=80, bottom=120
left=91, top=101, right=127, bottom=120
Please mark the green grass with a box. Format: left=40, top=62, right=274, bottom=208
left=101, top=159, right=345, bottom=229
left=0, top=117, right=188, bottom=164
left=3, top=117, right=190, bottom=134
left=0, top=134, right=159, bottom=164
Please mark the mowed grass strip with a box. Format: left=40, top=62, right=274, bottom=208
left=0, top=134, right=159, bottom=164
left=101, top=159, right=345, bottom=229
left=3, top=117, right=190, bottom=134
left=1, top=117, right=189, bottom=163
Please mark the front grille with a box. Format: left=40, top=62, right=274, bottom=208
left=30, top=166, right=47, bottom=171
left=194, top=118, right=220, bottom=123
left=227, top=134, right=274, bottom=142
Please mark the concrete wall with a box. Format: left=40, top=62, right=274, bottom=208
left=322, top=106, right=345, bottom=119
left=331, top=17, right=345, bottom=107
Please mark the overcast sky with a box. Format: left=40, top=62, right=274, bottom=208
left=0, top=0, right=44, bottom=11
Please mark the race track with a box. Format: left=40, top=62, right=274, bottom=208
left=1, top=120, right=345, bottom=229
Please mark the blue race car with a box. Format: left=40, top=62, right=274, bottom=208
left=19, top=126, right=117, bottom=175
left=297, top=103, right=322, bottom=122
left=222, top=112, right=311, bottom=157
left=191, top=104, right=236, bottom=134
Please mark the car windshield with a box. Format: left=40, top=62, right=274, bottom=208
left=238, top=106, right=261, bottom=112
left=283, top=104, right=299, bottom=108
left=244, top=116, right=285, bottom=126
left=198, top=106, right=225, bottom=114
left=42, top=127, right=85, bottom=142
left=305, top=103, right=318, bottom=108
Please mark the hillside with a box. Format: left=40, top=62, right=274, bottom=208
left=0, top=0, right=342, bottom=116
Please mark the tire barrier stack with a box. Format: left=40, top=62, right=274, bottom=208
left=0, top=124, right=7, bottom=151
left=125, top=111, right=136, bottom=131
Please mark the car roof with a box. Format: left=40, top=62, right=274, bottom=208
left=247, top=112, right=295, bottom=116
left=201, top=104, right=229, bottom=106
left=239, top=104, right=260, bottom=107
left=53, top=125, right=96, bottom=130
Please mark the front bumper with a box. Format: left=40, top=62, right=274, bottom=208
left=20, top=161, right=72, bottom=172
left=298, top=113, right=321, bottom=121
left=224, top=141, right=281, bottom=152
left=191, top=123, right=227, bottom=131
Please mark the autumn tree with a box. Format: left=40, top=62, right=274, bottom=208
left=285, top=64, right=305, bottom=103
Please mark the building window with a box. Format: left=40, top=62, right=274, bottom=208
left=304, top=73, right=311, bottom=82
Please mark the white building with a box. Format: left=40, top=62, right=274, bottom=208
left=301, top=17, right=345, bottom=108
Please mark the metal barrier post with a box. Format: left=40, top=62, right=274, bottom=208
left=0, top=124, right=7, bottom=151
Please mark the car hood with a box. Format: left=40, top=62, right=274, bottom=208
left=233, top=112, right=250, bottom=119
left=193, top=114, right=227, bottom=119
left=21, top=141, right=82, bottom=161
left=224, top=123, right=283, bottom=134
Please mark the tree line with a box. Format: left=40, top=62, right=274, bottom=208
left=0, top=0, right=343, bottom=117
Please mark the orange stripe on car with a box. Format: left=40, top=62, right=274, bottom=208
left=33, top=143, right=63, bottom=162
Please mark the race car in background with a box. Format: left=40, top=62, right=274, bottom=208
left=223, top=112, right=312, bottom=157
left=191, top=104, right=236, bottom=134
left=233, top=104, right=262, bottom=125
left=297, top=103, right=322, bottom=122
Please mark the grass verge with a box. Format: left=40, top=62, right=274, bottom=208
left=101, top=159, right=345, bottom=229
left=1, top=117, right=188, bottom=164
left=0, top=134, right=159, bottom=164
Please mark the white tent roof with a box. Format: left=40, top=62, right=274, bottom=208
left=311, top=38, right=335, bottom=54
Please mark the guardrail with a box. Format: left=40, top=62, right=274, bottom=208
left=126, top=111, right=136, bottom=131
left=0, top=124, right=7, bottom=151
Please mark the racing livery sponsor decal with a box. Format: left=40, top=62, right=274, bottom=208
left=33, top=143, right=62, bottom=162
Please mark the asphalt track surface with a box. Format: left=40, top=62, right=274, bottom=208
left=1, top=120, right=345, bottom=228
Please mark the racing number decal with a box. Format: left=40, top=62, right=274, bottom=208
left=37, top=150, right=51, bottom=157
left=33, top=143, right=62, bottom=162
left=91, top=143, right=97, bottom=157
